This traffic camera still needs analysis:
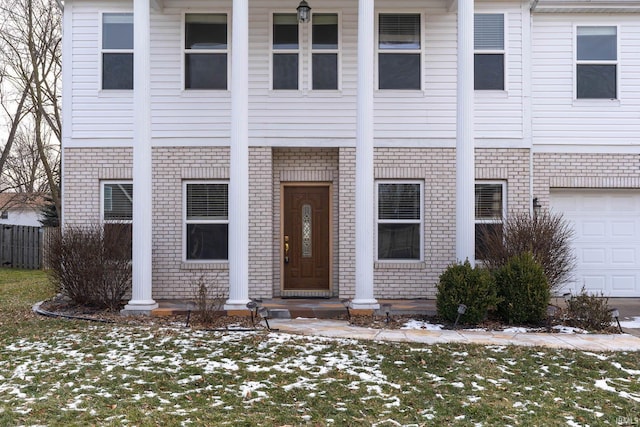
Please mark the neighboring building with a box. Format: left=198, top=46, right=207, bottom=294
left=0, top=193, right=45, bottom=227
left=61, top=0, right=640, bottom=312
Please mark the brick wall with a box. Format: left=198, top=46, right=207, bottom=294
left=64, top=146, right=534, bottom=300
left=534, top=153, right=640, bottom=206
left=64, top=147, right=133, bottom=227
left=272, top=148, right=339, bottom=297
left=369, top=147, right=531, bottom=299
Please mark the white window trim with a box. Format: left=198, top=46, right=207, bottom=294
left=475, top=180, right=506, bottom=259
left=100, top=180, right=133, bottom=224
left=307, top=11, right=342, bottom=92
left=181, top=11, right=231, bottom=92
left=270, top=11, right=302, bottom=92
left=573, top=24, right=619, bottom=101
left=99, top=11, right=134, bottom=92
left=375, top=180, right=424, bottom=263
left=183, top=180, right=230, bottom=263
left=474, top=12, right=508, bottom=93
left=375, top=11, right=425, bottom=92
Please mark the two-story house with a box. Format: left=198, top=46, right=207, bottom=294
left=61, top=0, right=640, bottom=313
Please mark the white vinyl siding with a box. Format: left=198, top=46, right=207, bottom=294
left=68, top=0, right=526, bottom=145
left=532, top=14, right=640, bottom=147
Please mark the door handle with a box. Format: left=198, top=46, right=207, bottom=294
left=284, top=235, right=289, bottom=264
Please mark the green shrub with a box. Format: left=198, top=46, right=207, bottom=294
left=565, top=287, right=613, bottom=331
left=495, top=252, right=550, bottom=324
left=436, top=260, right=499, bottom=324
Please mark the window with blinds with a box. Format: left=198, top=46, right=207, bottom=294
left=102, top=181, right=133, bottom=259
left=184, top=14, right=228, bottom=90
left=378, top=13, right=421, bottom=90
left=474, top=13, right=504, bottom=91
left=272, top=13, right=299, bottom=90
left=376, top=181, right=423, bottom=261
left=312, top=13, right=339, bottom=90
left=185, top=182, right=229, bottom=261
left=102, top=13, right=133, bottom=90
left=103, top=182, right=133, bottom=221
left=576, top=26, right=617, bottom=99
left=475, top=182, right=505, bottom=260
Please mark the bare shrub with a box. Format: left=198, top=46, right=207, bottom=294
left=480, top=210, right=575, bottom=292
left=194, top=274, right=226, bottom=325
left=46, top=223, right=131, bottom=311
left=565, top=287, right=613, bottom=332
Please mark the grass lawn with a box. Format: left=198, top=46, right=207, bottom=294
left=1, top=269, right=639, bottom=426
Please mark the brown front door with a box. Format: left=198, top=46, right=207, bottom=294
left=283, top=185, right=330, bottom=291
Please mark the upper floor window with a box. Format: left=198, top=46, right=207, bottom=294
left=272, top=13, right=300, bottom=90
left=376, top=181, right=423, bottom=261
left=475, top=182, right=505, bottom=260
left=474, top=13, right=505, bottom=90
left=312, top=14, right=339, bottom=90
left=185, top=182, right=229, bottom=261
left=102, top=13, right=133, bottom=90
left=184, top=13, right=228, bottom=90
left=576, top=26, right=617, bottom=99
left=378, top=13, right=421, bottom=90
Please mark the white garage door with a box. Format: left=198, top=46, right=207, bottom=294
left=550, top=189, right=640, bottom=297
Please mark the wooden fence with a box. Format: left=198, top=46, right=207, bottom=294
left=0, top=225, right=43, bottom=270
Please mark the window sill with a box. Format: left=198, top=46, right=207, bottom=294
left=475, top=89, right=508, bottom=98
left=374, top=90, right=425, bottom=98
left=267, top=90, right=344, bottom=97
left=375, top=261, right=426, bottom=270
left=572, top=98, right=620, bottom=107
left=98, top=89, right=133, bottom=97
left=181, top=90, right=231, bottom=98
left=181, top=261, right=229, bottom=270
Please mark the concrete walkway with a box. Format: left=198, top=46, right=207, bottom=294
left=269, top=318, right=640, bottom=351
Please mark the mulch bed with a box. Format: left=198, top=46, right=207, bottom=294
left=37, top=294, right=619, bottom=334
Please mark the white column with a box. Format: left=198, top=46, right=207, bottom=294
left=225, top=0, right=251, bottom=310
left=351, top=0, right=379, bottom=309
left=123, top=0, right=158, bottom=313
left=456, top=0, right=475, bottom=265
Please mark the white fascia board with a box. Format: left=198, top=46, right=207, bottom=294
left=532, top=0, right=640, bottom=13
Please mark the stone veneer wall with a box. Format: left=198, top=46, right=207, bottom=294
left=533, top=153, right=640, bottom=206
